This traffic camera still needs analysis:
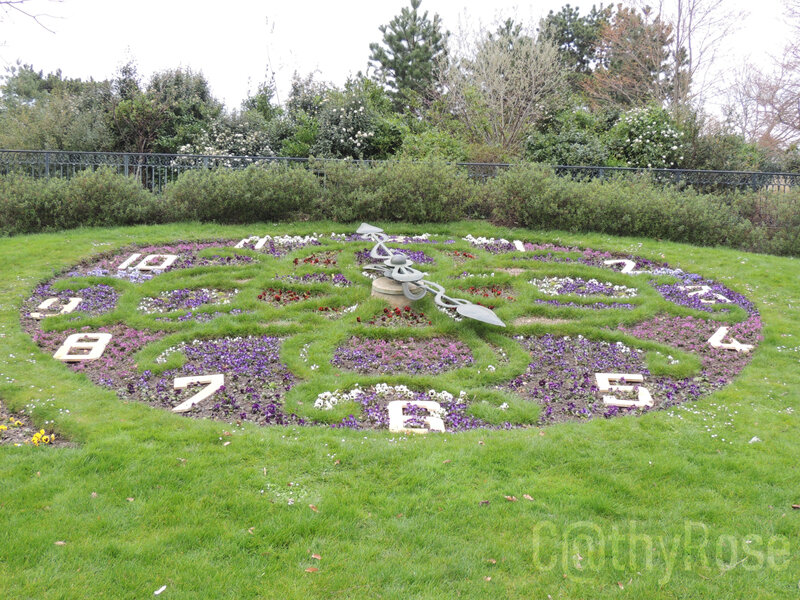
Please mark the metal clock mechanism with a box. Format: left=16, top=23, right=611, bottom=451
left=357, top=223, right=506, bottom=327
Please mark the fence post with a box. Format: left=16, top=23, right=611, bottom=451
left=44, top=152, right=50, bottom=177
left=124, top=154, right=130, bottom=177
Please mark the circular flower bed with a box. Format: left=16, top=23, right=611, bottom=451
left=23, top=231, right=763, bottom=433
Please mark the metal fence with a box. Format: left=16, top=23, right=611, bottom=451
left=1, top=149, right=798, bottom=194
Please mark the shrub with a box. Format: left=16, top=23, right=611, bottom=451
left=0, top=174, right=63, bottom=234
left=60, top=167, right=155, bottom=228
left=487, top=163, right=758, bottom=249
left=164, top=164, right=320, bottom=223
left=525, top=108, right=613, bottom=166
left=0, top=168, right=155, bottom=234
left=608, top=105, right=686, bottom=169
left=317, top=159, right=474, bottom=223
left=397, top=128, right=470, bottom=162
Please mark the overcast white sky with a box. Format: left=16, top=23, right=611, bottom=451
left=0, top=0, right=792, bottom=113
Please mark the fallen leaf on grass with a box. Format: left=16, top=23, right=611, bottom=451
left=442, top=459, right=451, bottom=464
left=312, top=554, right=321, bottom=560
left=248, top=527, right=255, bottom=535
left=486, top=559, right=497, bottom=564
left=334, top=459, right=341, bottom=465
left=91, top=492, right=98, bottom=498
left=54, top=541, right=66, bottom=546
left=223, top=441, right=231, bottom=447
left=792, top=504, right=800, bottom=510
left=305, top=567, right=319, bottom=573
left=479, top=500, right=490, bottom=506
left=154, top=585, right=167, bottom=595
left=504, top=495, right=518, bottom=502
left=539, top=430, right=545, bottom=436
left=617, top=582, right=624, bottom=589
left=478, top=440, right=485, bottom=445
left=223, top=431, right=231, bottom=436
left=484, top=576, right=492, bottom=581
left=126, top=498, right=134, bottom=502
left=523, top=494, right=534, bottom=501
left=309, top=504, right=319, bottom=512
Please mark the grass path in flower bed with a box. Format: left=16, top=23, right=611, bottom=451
left=0, top=221, right=798, bottom=599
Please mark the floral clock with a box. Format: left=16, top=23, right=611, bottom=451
left=22, top=228, right=761, bottom=434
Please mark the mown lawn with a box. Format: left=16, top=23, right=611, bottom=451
left=0, top=221, right=798, bottom=599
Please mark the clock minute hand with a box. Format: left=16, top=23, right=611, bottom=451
left=355, top=223, right=506, bottom=327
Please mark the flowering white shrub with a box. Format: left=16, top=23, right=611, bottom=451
left=610, top=106, right=685, bottom=169
left=177, top=112, right=275, bottom=159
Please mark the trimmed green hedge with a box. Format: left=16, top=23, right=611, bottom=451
left=1, top=161, right=799, bottom=257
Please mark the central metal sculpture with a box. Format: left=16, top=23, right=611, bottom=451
left=357, top=223, right=506, bottom=327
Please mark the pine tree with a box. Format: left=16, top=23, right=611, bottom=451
left=368, top=0, right=448, bottom=109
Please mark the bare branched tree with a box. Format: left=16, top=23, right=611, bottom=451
left=723, top=0, right=800, bottom=149
left=0, top=0, right=61, bottom=33
left=437, top=21, right=567, bottom=154
left=643, top=0, right=745, bottom=109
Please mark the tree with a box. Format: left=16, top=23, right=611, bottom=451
left=723, top=1, right=800, bottom=151
left=368, top=0, right=448, bottom=109
left=636, top=0, right=743, bottom=114
left=539, top=3, right=612, bottom=85
left=0, top=0, right=60, bottom=33
left=112, top=94, right=169, bottom=154
left=438, top=22, right=568, bottom=154
left=583, top=4, right=677, bottom=109
left=0, top=64, right=115, bottom=151
left=145, top=68, right=222, bottom=154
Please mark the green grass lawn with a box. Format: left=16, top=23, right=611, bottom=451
left=0, top=220, right=798, bottom=599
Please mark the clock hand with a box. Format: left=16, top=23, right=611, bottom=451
left=356, top=223, right=506, bottom=327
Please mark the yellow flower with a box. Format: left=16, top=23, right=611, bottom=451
left=42, top=435, right=50, bottom=444
left=0, top=424, right=7, bottom=431
left=13, top=420, right=22, bottom=427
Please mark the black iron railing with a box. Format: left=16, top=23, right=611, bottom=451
left=0, top=149, right=798, bottom=193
